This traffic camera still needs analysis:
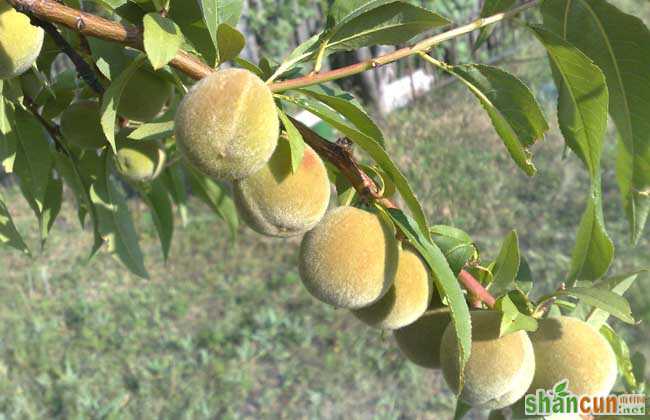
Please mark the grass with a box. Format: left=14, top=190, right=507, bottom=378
left=1, top=43, right=649, bottom=420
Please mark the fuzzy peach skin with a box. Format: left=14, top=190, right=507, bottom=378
left=60, top=101, right=108, bottom=150
left=393, top=302, right=450, bottom=368
left=0, top=1, right=44, bottom=79
left=440, top=310, right=536, bottom=410
left=528, top=316, right=617, bottom=397
left=353, top=246, right=432, bottom=329
left=174, top=68, right=279, bottom=181
left=234, top=139, right=330, bottom=237
left=299, top=206, right=399, bottom=309
left=115, top=138, right=166, bottom=183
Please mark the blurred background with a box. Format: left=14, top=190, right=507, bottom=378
left=0, top=0, right=648, bottom=418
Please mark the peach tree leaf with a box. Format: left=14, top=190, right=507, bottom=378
left=90, top=152, right=148, bottom=278
left=0, top=190, right=30, bottom=255
left=543, top=0, right=650, bottom=244
left=143, top=13, right=184, bottom=70
left=386, top=208, right=471, bottom=393
left=450, top=64, right=549, bottom=176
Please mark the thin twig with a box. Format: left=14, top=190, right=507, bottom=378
left=268, top=0, right=540, bottom=91
left=8, top=0, right=539, bottom=88
left=22, top=96, right=69, bottom=156
left=24, top=13, right=105, bottom=94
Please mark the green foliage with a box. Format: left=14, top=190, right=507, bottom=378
left=0, top=0, right=649, bottom=416
left=555, top=286, right=634, bottom=324
left=276, top=110, right=305, bottom=172
left=429, top=225, right=476, bottom=275
left=90, top=152, right=148, bottom=278
left=0, top=70, right=648, bottom=417
left=386, top=207, right=472, bottom=391
left=140, top=179, right=174, bottom=261
left=475, top=0, right=516, bottom=49
left=321, top=1, right=450, bottom=53
left=100, top=55, right=146, bottom=151
left=529, top=24, right=613, bottom=285
left=0, top=190, right=29, bottom=254
left=279, top=94, right=429, bottom=237
left=489, top=230, right=520, bottom=295
left=197, top=0, right=244, bottom=48
left=142, top=13, right=183, bottom=70
left=432, top=62, right=549, bottom=176
left=543, top=0, right=650, bottom=244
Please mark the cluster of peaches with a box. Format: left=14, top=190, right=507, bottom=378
left=1, top=3, right=620, bottom=411
left=173, top=69, right=619, bottom=411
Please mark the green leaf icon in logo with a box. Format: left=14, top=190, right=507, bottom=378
left=553, top=380, right=569, bottom=397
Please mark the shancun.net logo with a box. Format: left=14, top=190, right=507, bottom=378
left=524, top=380, right=646, bottom=416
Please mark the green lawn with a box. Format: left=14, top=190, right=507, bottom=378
left=1, top=55, right=648, bottom=419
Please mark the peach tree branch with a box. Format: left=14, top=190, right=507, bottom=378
left=8, top=0, right=497, bottom=308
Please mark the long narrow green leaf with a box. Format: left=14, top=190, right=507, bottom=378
left=449, top=64, right=549, bottom=176
left=90, top=153, right=148, bottom=278
left=100, top=55, right=146, bottom=152
left=542, top=0, right=650, bottom=243
left=12, top=109, right=53, bottom=214
left=54, top=153, right=104, bottom=257
left=217, top=23, right=245, bottom=63
left=141, top=180, right=174, bottom=261
left=528, top=26, right=608, bottom=178
left=568, top=190, right=613, bottom=282
left=556, top=286, right=634, bottom=324
left=187, top=167, right=238, bottom=238
left=128, top=121, right=175, bottom=141
left=169, top=0, right=218, bottom=66
left=327, top=0, right=394, bottom=26
left=529, top=25, right=613, bottom=283
left=0, top=88, right=16, bottom=173
left=39, top=171, right=63, bottom=247
left=386, top=208, right=471, bottom=391
left=277, top=110, right=305, bottom=173
left=0, top=191, right=30, bottom=255
left=326, top=2, right=450, bottom=52
left=298, top=87, right=385, bottom=147
left=586, top=270, right=647, bottom=329
left=489, top=230, right=520, bottom=295
left=600, top=324, right=638, bottom=392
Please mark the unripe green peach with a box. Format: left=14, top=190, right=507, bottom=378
left=174, top=68, right=279, bottom=180
left=299, top=206, right=399, bottom=309
left=233, top=138, right=330, bottom=237
left=59, top=100, right=108, bottom=150
left=353, top=247, right=433, bottom=329
left=440, top=310, right=535, bottom=410
left=393, top=302, right=450, bottom=368
left=114, top=138, right=166, bottom=183
left=118, top=68, right=172, bottom=121
left=0, top=1, right=44, bottom=79
left=528, top=316, right=617, bottom=397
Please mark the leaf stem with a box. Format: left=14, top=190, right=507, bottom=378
left=312, top=37, right=330, bottom=75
